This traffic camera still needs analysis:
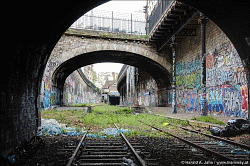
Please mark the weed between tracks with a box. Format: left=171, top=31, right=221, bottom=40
left=41, top=105, right=190, bottom=138
left=191, top=116, right=225, bottom=125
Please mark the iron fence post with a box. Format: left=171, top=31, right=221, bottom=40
left=171, top=36, right=177, bottom=113
left=199, top=13, right=208, bottom=116
left=131, top=14, right=133, bottom=34
left=112, top=11, right=113, bottom=32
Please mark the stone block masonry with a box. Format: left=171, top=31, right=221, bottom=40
left=52, top=32, right=172, bottom=72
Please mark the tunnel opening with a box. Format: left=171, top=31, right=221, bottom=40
left=1, top=0, right=249, bottom=159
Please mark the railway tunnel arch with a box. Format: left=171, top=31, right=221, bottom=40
left=1, top=0, right=249, bottom=153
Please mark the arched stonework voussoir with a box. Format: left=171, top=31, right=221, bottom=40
left=50, top=35, right=172, bottom=77
left=64, top=43, right=169, bottom=69
left=52, top=50, right=172, bottom=92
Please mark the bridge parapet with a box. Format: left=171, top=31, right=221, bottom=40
left=49, top=31, right=172, bottom=88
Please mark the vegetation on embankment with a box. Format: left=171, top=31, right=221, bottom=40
left=66, top=28, right=149, bottom=41
left=41, top=105, right=190, bottom=138
left=191, top=116, right=225, bottom=126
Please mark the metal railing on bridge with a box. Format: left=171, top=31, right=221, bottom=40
left=70, top=9, right=146, bottom=35
left=148, top=0, right=175, bottom=35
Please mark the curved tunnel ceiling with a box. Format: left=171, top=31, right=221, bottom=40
left=52, top=50, right=171, bottom=89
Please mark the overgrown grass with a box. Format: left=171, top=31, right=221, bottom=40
left=191, top=116, right=225, bottom=125
left=41, top=105, right=189, bottom=138
left=70, top=103, right=89, bottom=107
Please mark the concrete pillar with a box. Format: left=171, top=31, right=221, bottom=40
left=199, top=13, right=208, bottom=116
left=171, top=36, right=177, bottom=113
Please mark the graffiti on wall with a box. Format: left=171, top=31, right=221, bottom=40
left=40, top=66, right=101, bottom=109
left=176, top=59, right=201, bottom=89
left=206, top=42, right=248, bottom=117
left=64, top=75, right=100, bottom=106
left=174, top=41, right=248, bottom=117
left=121, top=66, right=159, bottom=107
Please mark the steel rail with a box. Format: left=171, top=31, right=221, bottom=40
left=67, top=131, right=88, bottom=166
left=138, top=120, right=233, bottom=161
left=114, top=123, right=146, bottom=166
left=179, top=126, right=250, bottom=150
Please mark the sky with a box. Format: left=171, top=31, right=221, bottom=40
left=91, top=0, right=146, bottom=73
left=93, top=62, right=124, bottom=73
left=95, top=0, right=146, bottom=13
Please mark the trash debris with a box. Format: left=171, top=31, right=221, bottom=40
left=205, top=141, right=250, bottom=155
left=163, top=123, right=169, bottom=126
left=87, top=133, right=98, bottom=138
left=231, top=149, right=250, bottom=155
left=217, top=141, right=224, bottom=146
left=191, top=148, right=197, bottom=152
left=81, top=142, right=85, bottom=147
left=8, top=155, right=15, bottom=163
left=210, top=118, right=250, bottom=137
left=210, top=127, right=222, bottom=136
left=122, top=157, right=135, bottom=166
left=38, top=119, right=85, bottom=136
left=123, top=147, right=129, bottom=151
left=103, top=128, right=129, bottom=137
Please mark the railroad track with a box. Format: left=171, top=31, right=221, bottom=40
left=139, top=120, right=250, bottom=163
left=67, top=124, right=158, bottom=166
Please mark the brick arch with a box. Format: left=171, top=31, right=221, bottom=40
left=49, top=34, right=172, bottom=77
left=52, top=50, right=171, bottom=91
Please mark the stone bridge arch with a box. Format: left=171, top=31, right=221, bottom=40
left=52, top=49, right=171, bottom=92
left=50, top=34, right=172, bottom=72
left=49, top=34, right=172, bottom=89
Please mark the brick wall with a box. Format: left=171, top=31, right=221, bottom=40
left=174, top=20, right=248, bottom=117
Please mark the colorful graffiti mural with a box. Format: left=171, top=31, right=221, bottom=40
left=176, top=59, right=201, bottom=89
left=120, top=41, right=248, bottom=118
left=40, top=68, right=101, bottom=109
left=206, top=42, right=248, bottom=117
left=40, top=65, right=60, bottom=109
left=120, top=66, right=159, bottom=107
left=174, top=41, right=248, bottom=117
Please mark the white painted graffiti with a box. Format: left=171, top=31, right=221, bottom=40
left=206, top=66, right=247, bottom=87
left=223, top=89, right=242, bottom=115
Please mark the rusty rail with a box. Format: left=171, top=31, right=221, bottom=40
left=138, top=120, right=233, bottom=161
left=67, top=131, right=87, bottom=166
left=114, top=123, right=146, bottom=166
left=179, top=126, right=250, bottom=150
